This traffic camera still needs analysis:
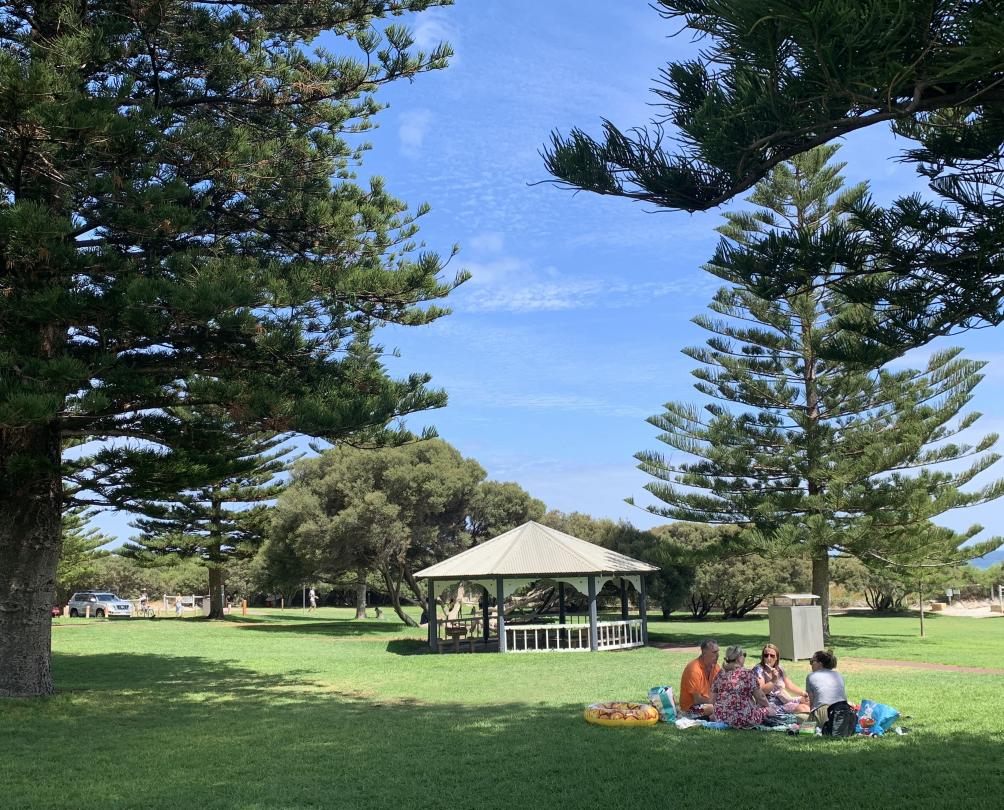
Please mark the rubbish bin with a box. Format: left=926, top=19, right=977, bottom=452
left=768, top=594, right=823, bottom=661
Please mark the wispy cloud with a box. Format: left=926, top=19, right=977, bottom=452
left=398, top=109, right=433, bottom=156
left=455, top=253, right=716, bottom=314
left=468, top=231, right=505, bottom=253
left=412, top=9, right=458, bottom=54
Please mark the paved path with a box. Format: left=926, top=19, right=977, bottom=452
left=651, top=643, right=1004, bottom=675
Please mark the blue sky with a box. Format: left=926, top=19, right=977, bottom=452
left=92, top=1, right=1004, bottom=563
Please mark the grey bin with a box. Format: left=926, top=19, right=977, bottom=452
left=768, top=594, right=823, bottom=661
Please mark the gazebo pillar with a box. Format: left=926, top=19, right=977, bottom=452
left=558, top=582, right=566, bottom=625
left=481, top=584, right=490, bottom=644
left=496, top=575, right=507, bottom=653
left=619, top=578, right=629, bottom=620
left=587, top=575, right=598, bottom=651
left=427, top=580, right=438, bottom=653
left=639, top=574, right=649, bottom=645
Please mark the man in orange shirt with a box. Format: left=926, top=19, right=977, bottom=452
left=679, top=638, right=721, bottom=716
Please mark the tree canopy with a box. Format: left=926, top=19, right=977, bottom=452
left=268, top=439, right=485, bottom=625
left=0, top=0, right=459, bottom=698
left=122, top=409, right=295, bottom=618
left=632, top=147, right=1004, bottom=635
left=542, top=1, right=1004, bottom=347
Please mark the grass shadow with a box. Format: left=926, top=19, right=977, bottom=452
left=235, top=619, right=417, bottom=638
left=3, top=649, right=1001, bottom=809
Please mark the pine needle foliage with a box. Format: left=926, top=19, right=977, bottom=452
left=55, top=508, right=112, bottom=605
left=632, top=147, right=1004, bottom=635
left=120, top=407, right=298, bottom=618
left=0, top=0, right=459, bottom=697
left=542, top=1, right=1004, bottom=348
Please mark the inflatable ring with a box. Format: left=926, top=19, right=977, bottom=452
left=583, top=701, right=659, bottom=727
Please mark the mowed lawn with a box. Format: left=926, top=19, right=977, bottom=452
left=3, top=611, right=1002, bottom=809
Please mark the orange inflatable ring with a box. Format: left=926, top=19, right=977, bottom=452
left=583, top=701, right=660, bottom=727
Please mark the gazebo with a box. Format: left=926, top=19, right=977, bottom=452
left=414, top=521, right=658, bottom=653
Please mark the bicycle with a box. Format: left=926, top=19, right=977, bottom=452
left=136, top=604, right=157, bottom=618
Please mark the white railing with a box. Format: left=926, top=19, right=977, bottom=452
left=504, top=619, right=643, bottom=653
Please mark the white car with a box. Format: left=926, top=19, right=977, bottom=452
left=67, top=592, right=133, bottom=618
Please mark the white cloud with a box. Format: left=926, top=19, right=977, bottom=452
left=398, top=109, right=433, bottom=156
left=468, top=231, right=505, bottom=254
left=456, top=264, right=716, bottom=313
left=413, top=11, right=457, bottom=53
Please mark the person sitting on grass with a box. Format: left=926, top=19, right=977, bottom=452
left=805, top=649, right=848, bottom=727
left=752, top=642, right=810, bottom=714
left=679, top=638, right=721, bottom=717
left=711, top=645, right=777, bottom=728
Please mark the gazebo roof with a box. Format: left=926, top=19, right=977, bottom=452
left=415, top=521, right=658, bottom=579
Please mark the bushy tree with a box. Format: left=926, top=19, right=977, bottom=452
left=467, top=481, right=546, bottom=543
left=631, top=148, right=1004, bottom=636
left=539, top=510, right=689, bottom=616
left=543, top=1, right=1004, bottom=348
left=268, top=439, right=485, bottom=625
left=0, top=1, right=459, bottom=697
left=652, top=522, right=807, bottom=619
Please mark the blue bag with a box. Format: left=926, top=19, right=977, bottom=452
left=648, top=685, right=677, bottom=722
left=855, top=699, right=900, bottom=735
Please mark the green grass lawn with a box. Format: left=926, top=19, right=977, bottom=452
left=3, top=610, right=1002, bottom=809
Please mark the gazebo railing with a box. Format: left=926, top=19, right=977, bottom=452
left=505, top=619, right=643, bottom=653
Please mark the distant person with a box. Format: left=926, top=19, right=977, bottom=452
left=711, top=645, right=777, bottom=728
left=805, top=649, right=849, bottom=727
left=374, top=606, right=383, bottom=619
left=175, top=596, right=184, bottom=617
left=139, top=591, right=148, bottom=612
left=752, top=642, right=810, bottom=713
left=308, top=587, right=317, bottom=612
left=679, top=638, right=721, bottom=716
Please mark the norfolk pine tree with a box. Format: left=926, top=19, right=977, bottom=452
left=632, top=148, right=1004, bottom=636
left=0, top=1, right=461, bottom=697
left=121, top=408, right=296, bottom=620
left=543, top=1, right=1004, bottom=350
left=55, top=507, right=111, bottom=605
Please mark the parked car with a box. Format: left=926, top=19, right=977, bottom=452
left=67, top=592, right=133, bottom=618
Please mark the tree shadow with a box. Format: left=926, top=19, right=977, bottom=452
left=234, top=620, right=418, bottom=639
left=3, top=650, right=1000, bottom=809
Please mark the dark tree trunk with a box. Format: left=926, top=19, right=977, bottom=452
left=811, top=553, right=830, bottom=640
left=207, top=565, right=225, bottom=619
left=354, top=568, right=367, bottom=619
left=207, top=502, right=225, bottom=619
left=0, top=424, right=62, bottom=697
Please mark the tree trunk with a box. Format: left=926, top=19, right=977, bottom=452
left=207, top=500, right=226, bottom=619
left=207, top=565, right=226, bottom=619
left=447, top=582, right=466, bottom=620
left=811, top=553, right=830, bottom=640
left=354, top=568, right=367, bottom=619
left=0, top=424, right=62, bottom=697
left=381, top=567, right=418, bottom=627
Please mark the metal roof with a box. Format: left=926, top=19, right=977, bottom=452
left=415, top=521, right=659, bottom=579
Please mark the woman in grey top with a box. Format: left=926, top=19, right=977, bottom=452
left=805, top=649, right=848, bottom=724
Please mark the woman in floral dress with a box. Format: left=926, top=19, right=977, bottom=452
left=711, top=645, right=777, bottom=728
